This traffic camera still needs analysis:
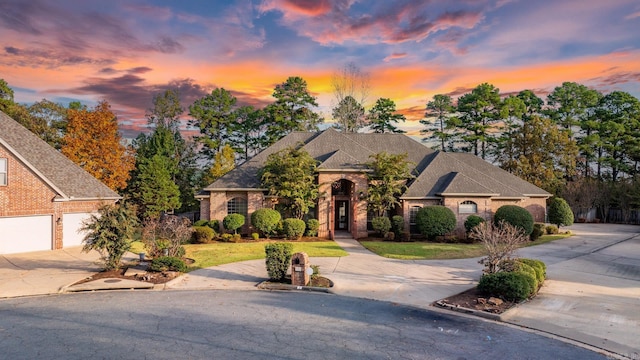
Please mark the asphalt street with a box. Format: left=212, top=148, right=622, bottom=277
left=0, top=290, right=610, bottom=360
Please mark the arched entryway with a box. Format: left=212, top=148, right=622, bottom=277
left=331, top=179, right=354, bottom=234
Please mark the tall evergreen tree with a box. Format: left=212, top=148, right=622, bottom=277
left=368, top=98, right=406, bottom=134
left=421, top=94, right=457, bottom=151
left=456, top=83, right=502, bottom=159
left=189, top=88, right=237, bottom=157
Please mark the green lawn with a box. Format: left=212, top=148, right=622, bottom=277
left=360, top=241, right=486, bottom=260
left=361, top=233, right=572, bottom=260
left=184, top=241, right=348, bottom=270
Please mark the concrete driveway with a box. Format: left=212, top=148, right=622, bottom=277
left=0, top=247, right=104, bottom=298
left=505, top=224, right=640, bottom=358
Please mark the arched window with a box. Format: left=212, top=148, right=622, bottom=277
left=227, top=197, right=248, bottom=218
left=459, top=200, right=477, bottom=214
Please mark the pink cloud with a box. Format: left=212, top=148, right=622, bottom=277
left=383, top=52, right=408, bottom=62
left=260, top=1, right=484, bottom=45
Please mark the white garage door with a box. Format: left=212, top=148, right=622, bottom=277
left=0, top=215, right=53, bottom=254
left=63, top=213, right=93, bottom=248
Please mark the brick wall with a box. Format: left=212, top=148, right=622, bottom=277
left=0, top=145, right=116, bottom=249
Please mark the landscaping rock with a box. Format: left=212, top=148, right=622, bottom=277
left=488, top=297, right=503, bottom=306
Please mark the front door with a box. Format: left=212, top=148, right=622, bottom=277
left=335, top=200, right=349, bottom=231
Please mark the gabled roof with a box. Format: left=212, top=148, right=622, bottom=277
left=202, top=128, right=550, bottom=200
left=205, top=127, right=434, bottom=190
left=0, top=111, right=120, bottom=201
left=402, top=152, right=550, bottom=199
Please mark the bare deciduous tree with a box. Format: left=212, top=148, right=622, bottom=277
left=331, top=62, right=370, bottom=132
left=471, top=221, right=528, bottom=274
left=142, top=215, right=193, bottom=258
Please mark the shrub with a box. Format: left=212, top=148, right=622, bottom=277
left=193, top=219, right=208, bottom=227
left=472, top=221, right=529, bottom=274
left=477, top=271, right=533, bottom=302
left=372, top=216, right=392, bottom=236
left=499, top=259, right=539, bottom=293
left=251, top=232, right=260, bottom=241
left=232, top=233, right=242, bottom=242
left=220, top=233, right=233, bottom=242
left=264, top=242, right=293, bottom=281
left=400, top=231, right=411, bottom=242
left=531, top=223, right=545, bottom=241
left=391, top=215, right=404, bottom=236
left=519, top=258, right=546, bottom=282
left=251, top=209, right=281, bottom=238
left=545, top=225, right=559, bottom=234
left=223, top=214, right=245, bottom=234
left=494, top=205, right=534, bottom=236
left=548, top=197, right=574, bottom=227
left=415, top=206, right=457, bottom=240
left=306, top=219, right=320, bottom=237
left=192, top=226, right=215, bottom=244
left=142, top=215, right=193, bottom=258
left=148, top=256, right=187, bottom=273
left=385, top=231, right=395, bottom=241
left=310, top=265, right=320, bottom=281
left=464, top=215, right=485, bottom=233
left=283, top=218, right=306, bottom=240
left=81, top=202, right=139, bottom=270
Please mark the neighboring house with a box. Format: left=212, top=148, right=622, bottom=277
left=0, top=111, right=120, bottom=254
left=197, top=128, right=550, bottom=239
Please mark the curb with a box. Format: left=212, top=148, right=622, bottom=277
left=432, top=300, right=502, bottom=321
left=256, top=280, right=333, bottom=293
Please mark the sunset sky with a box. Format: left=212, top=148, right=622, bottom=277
left=1, top=0, right=639, bottom=138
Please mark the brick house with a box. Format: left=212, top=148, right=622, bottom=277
left=0, top=111, right=120, bottom=254
left=197, top=128, right=550, bottom=239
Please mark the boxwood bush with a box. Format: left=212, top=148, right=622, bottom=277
left=464, top=215, right=485, bottom=233
left=531, top=222, right=545, bottom=241
left=416, top=205, right=456, bottom=240
left=149, top=256, right=187, bottom=273
left=192, top=226, right=215, bottom=244
left=306, top=219, right=320, bottom=237
left=251, top=209, right=281, bottom=238
left=391, top=215, right=404, bottom=236
left=518, top=258, right=546, bottom=283
left=548, top=197, right=574, bottom=227
left=372, top=216, right=392, bottom=236
left=194, top=219, right=220, bottom=231
left=223, top=214, right=245, bottom=234
left=283, top=218, right=306, bottom=240
left=494, top=205, right=534, bottom=236
left=477, top=271, right=533, bottom=302
left=499, top=259, right=539, bottom=294
left=264, top=242, right=293, bottom=281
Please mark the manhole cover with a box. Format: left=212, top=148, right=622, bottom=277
left=104, top=279, right=122, bottom=283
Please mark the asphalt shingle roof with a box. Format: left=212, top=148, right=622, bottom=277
left=204, top=128, right=550, bottom=200
left=0, top=111, right=120, bottom=200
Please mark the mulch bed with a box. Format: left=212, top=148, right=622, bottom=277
left=435, top=287, right=516, bottom=314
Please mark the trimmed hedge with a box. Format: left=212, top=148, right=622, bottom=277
left=548, top=197, right=574, bottom=227
left=283, top=218, right=306, bottom=240
left=477, top=271, right=533, bottom=302
left=149, top=256, right=187, bottom=273
left=464, top=215, right=485, bottom=233
left=494, top=205, right=534, bottom=236
left=531, top=222, right=545, bottom=241
left=391, top=215, right=404, bottom=236
left=372, top=216, right=392, bottom=236
left=192, top=226, right=215, bottom=244
left=264, top=242, right=293, bottom=281
left=251, top=209, right=281, bottom=238
left=306, top=219, right=319, bottom=237
left=499, top=259, right=539, bottom=294
left=223, top=214, right=245, bottom=234
left=545, top=225, right=559, bottom=234
left=194, top=219, right=220, bottom=231
left=415, top=206, right=456, bottom=240
left=519, top=258, right=546, bottom=282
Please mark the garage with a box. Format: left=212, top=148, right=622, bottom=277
left=62, top=213, right=93, bottom=248
left=0, top=215, right=53, bottom=254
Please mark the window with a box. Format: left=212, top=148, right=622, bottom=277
left=459, top=201, right=477, bottom=214
left=409, top=206, right=421, bottom=225
left=227, top=197, right=247, bottom=218
left=0, top=158, right=6, bottom=186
